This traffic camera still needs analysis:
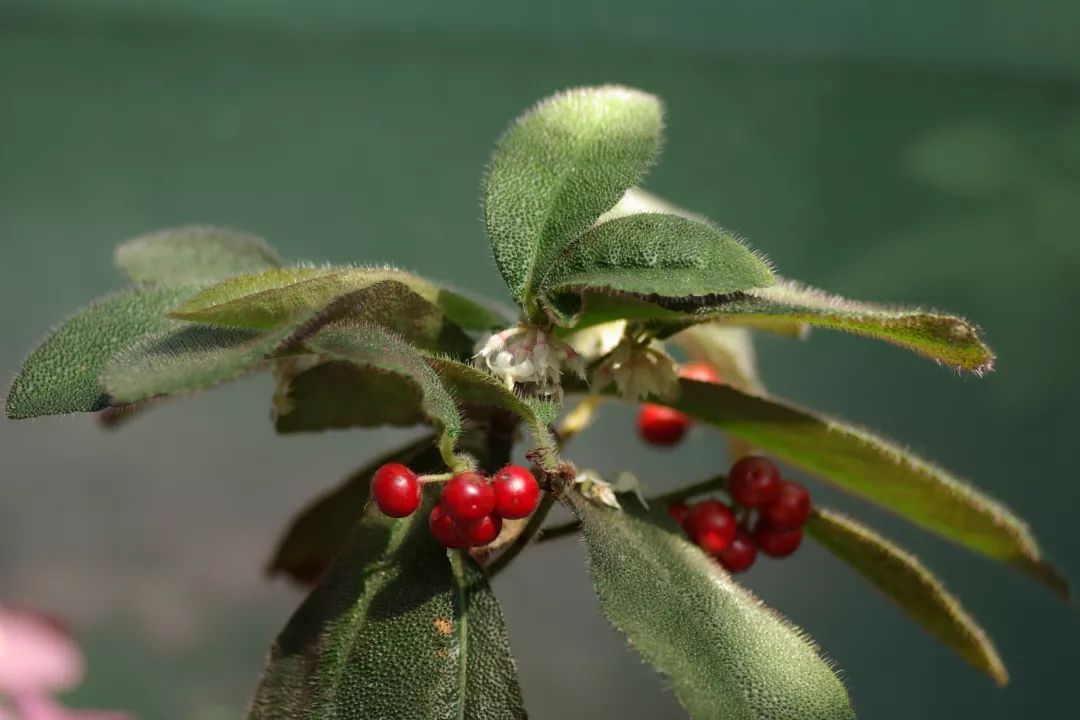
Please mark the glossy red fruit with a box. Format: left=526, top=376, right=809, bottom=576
left=728, top=456, right=782, bottom=508
left=683, top=500, right=737, bottom=555
left=371, top=463, right=421, bottom=517
left=717, top=531, right=758, bottom=573
left=492, top=465, right=540, bottom=519
left=440, top=472, right=495, bottom=521
left=679, top=362, right=722, bottom=384
left=638, top=404, right=690, bottom=446
left=667, top=502, right=690, bottom=526
left=429, top=506, right=467, bottom=549
left=754, top=523, right=803, bottom=558
left=460, top=514, right=503, bottom=547
left=760, top=481, right=812, bottom=531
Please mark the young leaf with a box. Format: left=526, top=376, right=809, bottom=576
left=266, top=434, right=439, bottom=584
left=5, top=286, right=194, bottom=419
left=250, top=496, right=527, bottom=719
left=538, top=213, right=774, bottom=324
left=114, top=225, right=280, bottom=286
left=168, top=266, right=503, bottom=333
left=648, top=380, right=1066, bottom=596
left=569, top=492, right=854, bottom=719
left=483, top=85, right=664, bottom=305
left=806, top=508, right=1008, bottom=686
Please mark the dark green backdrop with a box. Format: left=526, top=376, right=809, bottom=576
left=2, top=2, right=1078, bottom=718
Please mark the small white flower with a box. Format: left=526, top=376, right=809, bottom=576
left=475, top=325, right=586, bottom=398
left=574, top=469, right=622, bottom=509
left=591, top=338, right=679, bottom=402
left=565, top=320, right=628, bottom=360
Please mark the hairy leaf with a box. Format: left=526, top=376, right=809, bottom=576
left=648, top=380, right=1066, bottom=596
left=570, top=493, right=854, bottom=719
left=114, top=225, right=280, bottom=286
left=539, top=213, right=774, bottom=323
left=483, top=86, right=664, bottom=304
left=266, top=435, right=439, bottom=584
left=169, top=266, right=503, bottom=333
left=806, top=508, right=1007, bottom=685
left=250, top=496, right=526, bottom=719
left=5, top=287, right=194, bottom=419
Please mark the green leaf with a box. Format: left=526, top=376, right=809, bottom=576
left=806, top=508, right=1008, bottom=686
left=250, top=496, right=527, bottom=719
left=648, top=380, right=1067, bottom=596
left=114, top=225, right=280, bottom=286
left=569, top=492, right=854, bottom=719
left=266, top=434, right=439, bottom=584
left=168, top=266, right=503, bottom=333
left=5, top=286, right=195, bottom=419
left=483, top=86, right=664, bottom=305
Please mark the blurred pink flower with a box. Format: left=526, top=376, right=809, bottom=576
left=8, top=696, right=129, bottom=720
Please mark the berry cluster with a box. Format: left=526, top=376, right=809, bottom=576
left=637, top=362, right=721, bottom=446
left=668, top=456, right=812, bottom=573
left=371, top=463, right=540, bottom=548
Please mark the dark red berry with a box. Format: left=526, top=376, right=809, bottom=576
left=679, top=362, right=722, bottom=384
left=492, top=465, right=540, bottom=519
left=754, top=523, right=803, bottom=558
left=371, top=463, right=421, bottom=517
left=717, top=531, right=758, bottom=573
left=667, top=502, right=690, bottom=526
left=429, top=506, right=467, bottom=549
left=760, top=481, right=812, bottom=531
left=460, top=514, right=503, bottom=547
left=683, top=500, right=737, bottom=555
left=728, top=456, right=782, bottom=508
left=440, top=472, right=495, bottom=521
left=638, top=404, right=690, bottom=446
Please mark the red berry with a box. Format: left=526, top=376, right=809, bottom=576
left=717, top=531, right=758, bottom=573
left=440, top=472, right=495, bottom=521
left=371, top=463, right=421, bottom=517
left=429, top=506, right=467, bottom=548
left=728, top=456, right=782, bottom=508
left=638, top=404, right=690, bottom=446
left=667, top=502, right=690, bottom=525
left=760, top=481, right=812, bottom=531
left=754, top=523, right=803, bottom=558
left=683, top=500, right=737, bottom=555
left=492, top=465, right=540, bottom=519
left=460, top=514, right=503, bottom=547
left=679, top=362, right=722, bottom=384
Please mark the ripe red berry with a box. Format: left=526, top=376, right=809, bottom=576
left=683, top=500, right=737, bottom=555
left=429, top=506, right=467, bottom=548
left=679, top=362, right=722, bottom=384
left=754, top=523, right=803, bottom=558
left=667, top=502, right=690, bottom=526
left=717, top=531, right=758, bottom=573
left=371, top=463, right=421, bottom=517
left=760, top=481, right=812, bottom=531
left=460, top=514, right=503, bottom=547
left=439, top=472, right=495, bottom=521
left=638, top=404, right=691, bottom=446
left=492, top=465, right=540, bottom=519
left=728, top=456, right=782, bottom=508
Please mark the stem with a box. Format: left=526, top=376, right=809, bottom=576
left=486, top=490, right=557, bottom=578
left=534, top=474, right=728, bottom=543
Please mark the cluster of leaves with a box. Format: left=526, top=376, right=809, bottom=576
left=4, top=86, right=1067, bottom=719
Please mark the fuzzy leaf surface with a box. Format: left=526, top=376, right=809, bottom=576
left=483, top=85, right=664, bottom=303
left=570, top=493, right=854, bottom=719
left=249, top=497, right=526, bottom=719
left=168, top=266, right=502, bottom=332
left=5, top=286, right=194, bottom=419
left=539, top=213, right=774, bottom=323
left=806, top=508, right=1007, bottom=685
left=114, top=226, right=280, bottom=286
left=653, top=380, right=1066, bottom=596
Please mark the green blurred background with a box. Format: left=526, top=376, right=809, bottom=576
left=2, top=2, right=1078, bottom=718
